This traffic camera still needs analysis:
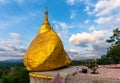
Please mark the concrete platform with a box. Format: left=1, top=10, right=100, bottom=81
left=29, top=66, right=120, bottom=83
left=29, top=66, right=76, bottom=83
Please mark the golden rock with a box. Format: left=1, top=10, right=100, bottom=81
left=24, top=8, right=71, bottom=71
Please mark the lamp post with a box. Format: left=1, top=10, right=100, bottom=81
left=94, top=57, right=97, bottom=67
left=91, top=57, right=98, bottom=74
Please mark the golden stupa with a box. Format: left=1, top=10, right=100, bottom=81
left=24, top=8, right=71, bottom=71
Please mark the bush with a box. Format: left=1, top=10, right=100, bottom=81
left=1, top=66, right=29, bottom=83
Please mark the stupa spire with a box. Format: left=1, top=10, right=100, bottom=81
left=39, top=7, right=51, bottom=34
left=44, top=6, right=48, bottom=21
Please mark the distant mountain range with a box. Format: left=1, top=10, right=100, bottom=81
left=0, top=59, right=23, bottom=63
left=0, top=58, right=96, bottom=64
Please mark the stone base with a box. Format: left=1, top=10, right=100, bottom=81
left=29, top=66, right=120, bottom=83
left=29, top=66, right=76, bottom=83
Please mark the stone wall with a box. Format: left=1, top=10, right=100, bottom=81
left=30, top=75, right=120, bottom=83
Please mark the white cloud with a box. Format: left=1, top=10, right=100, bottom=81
left=83, top=0, right=96, bottom=15
left=84, top=6, right=90, bottom=12
left=52, top=21, right=69, bottom=39
left=0, top=57, right=22, bottom=61
left=69, top=30, right=110, bottom=58
left=84, top=19, right=90, bottom=24
left=0, top=0, right=24, bottom=4
left=66, top=49, right=80, bottom=54
left=9, top=33, right=22, bottom=45
left=92, top=30, right=107, bottom=40
left=0, top=33, right=26, bottom=61
left=84, top=0, right=95, bottom=7
left=115, top=18, right=120, bottom=23
left=60, top=22, right=67, bottom=29
left=66, top=0, right=83, bottom=5
left=66, top=48, right=88, bottom=60
left=0, top=32, right=23, bottom=46
left=69, top=30, right=108, bottom=48
left=66, top=0, right=75, bottom=5
left=9, top=33, right=21, bottom=39
left=66, top=48, right=99, bottom=60
left=94, top=0, right=120, bottom=16
left=89, top=26, right=95, bottom=31
left=94, top=16, right=113, bottom=24
left=53, top=21, right=68, bottom=29
left=85, top=0, right=120, bottom=27
left=70, top=10, right=76, bottom=19
left=69, top=32, right=95, bottom=47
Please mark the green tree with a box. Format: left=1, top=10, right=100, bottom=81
left=1, top=66, right=29, bottom=83
left=0, top=69, right=3, bottom=78
left=106, top=28, right=120, bottom=64
left=97, top=56, right=114, bottom=65
left=106, top=28, right=120, bottom=45
left=107, top=45, right=120, bottom=63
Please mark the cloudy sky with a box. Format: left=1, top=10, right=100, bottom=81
left=0, top=0, right=120, bottom=61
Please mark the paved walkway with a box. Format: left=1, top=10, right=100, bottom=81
left=29, top=66, right=120, bottom=83
left=76, top=68, right=120, bottom=80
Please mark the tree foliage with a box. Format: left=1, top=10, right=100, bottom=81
left=106, top=28, right=120, bottom=46
left=105, top=28, right=120, bottom=64
left=107, top=45, right=120, bottom=63
left=97, top=56, right=114, bottom=65
left=0, top=66, right=29, bottom=83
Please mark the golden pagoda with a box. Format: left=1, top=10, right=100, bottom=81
left=24, top=8, right=71, bottom=71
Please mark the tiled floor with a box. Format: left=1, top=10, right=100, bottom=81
left=77, top=68, right=120, bottom=80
